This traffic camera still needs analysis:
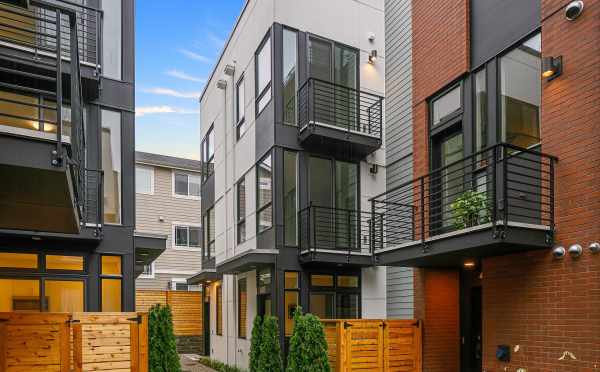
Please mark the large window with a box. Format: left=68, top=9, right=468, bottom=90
left=309, top=273, right=360, bottom=319
left=236, top=76, right=246, bottom=138
left=257, top=153, right=273, bottom=233
left=0, top=90, right=72, bottom=136
left=238, top=278, right=247, bottom=339
left=432, top=85, right=462, bottom=127
left=282, top=28, right=297, bottom=125
left=500, top=33, right=541, bottom=149
left=201, top=125, right=215, bottom=182
left=102, top=110, right=122, bottom=224
left=284, top=272, right=299, bottom=336
left=174, top=172, right=201, bottom=198
left=136, top=166, right=154, bottom=194
left=101, top=255, right=122, bottom=312
left=283, top=151, right=298, bottom=246
left=257, top=268, right=272, bottom=317
left=255, top=33, right=272, bottom=115
left=173, top=225, right=201, bottom=249
left=204, top=206, right=215, bottom=257
left=237, top=177, right=247, bottom=244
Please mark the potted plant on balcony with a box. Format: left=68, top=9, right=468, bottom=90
left=451, top=190, right=490, bottom=229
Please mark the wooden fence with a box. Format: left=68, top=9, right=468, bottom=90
left=0, top=312, right=148, bottom=372
left=136, top=290, right=202, bottom=337
left=322, top=319, right=422, bottom=372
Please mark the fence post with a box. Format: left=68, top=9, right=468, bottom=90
left=130, top=317, right=140, bottom=372
left=72, top=321, right=83, bottom=372
left=139, top=313, right=149, bottom=372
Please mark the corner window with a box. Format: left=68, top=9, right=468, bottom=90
left=174, top=172, right=201, bottom=198
left=257, top=153, right=273, bottom=233
left=256, top=33, right=272, bottom=115
left=238, top=278, right=247, bottom=339
left=237, top=177, right=247, bottom=244
left=283, top=151, right=298, bottom=246
left=432, top=85, right=462, bottom=127
left=136, top=166, right=154, bottom=194
left=282, top=28, right=297, bottom=125
left=173, top=225, right=201, bottom=249
left=236, top=76, right=247, bottom=139
left=101, top=109, right=122, bottom=224
left=500, top=33, right=541, bottom=149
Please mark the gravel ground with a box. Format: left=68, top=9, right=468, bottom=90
left=180, top=354, right=218, bottom=372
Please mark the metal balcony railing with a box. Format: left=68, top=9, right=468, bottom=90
left=371, top=143, right=557, bottom=251
left=298, top=205, right=380, bottom=256
left=298, top=78, right=383, bottom=139
left=0, top=0, right=102, bottom=68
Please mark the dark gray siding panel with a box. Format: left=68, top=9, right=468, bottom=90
left=471, top=0, right=540, bottom=68
left=385, top=0, right=414, bottom=319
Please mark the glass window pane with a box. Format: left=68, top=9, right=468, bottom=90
left=474, top=69, right=487, bottom=154
left=46, top=255, right=84, bottom=271
left=285, top=272, right=299, bottom=289
left=136, top=166, right=153, bottom=194
left=309, top=157, right=333, bottom=208
left=189, top=227, right=201, bottom=247
left=441, top=133, right=465, bottom=229
left=334, top=45, right=357, bottom=89
left=102, top=110, right=122, bottom=224
left=257, top=36, right=272, bottom=94
left=309, top=293, right=334, bottom=319
left=237, top=77, right=245, bottom=123
left=101, top=256, right=122, bottom=276
left=257, top=86, right=271, bottom=113
left=432, top=85, right=461, bottom=126
left=0, top=279, right=40, bottom=312
left=284, top=152, right=297, bottom=246
left=336, top=293, right=359, bottom=319
left=237, top=179, right=246, bottom=221
left=501, top=33, right=541, bottom=148
left=309, top=37, right=332, bottom=81
left=311, top=274, right=334, bottom=287
left=257, top=154, right=272, bottom=209
left=0, top=252, right=38, bottom=269
left=101, top=279, right=121, bottom=312
left=0, top=90, right=40, bottom=131
left=44, top=280, right=84, bottom=312
left=258, top=205, right=273, bottom=233
left=207, top=128, right=215, bottom=160
left=258, top=268, right=271, bottom=295
left=189, top=175, right=201, bottom=197
left=175, top=173, right=189, bottom=195
left=337, top=275, right=359, bottom=288
left=175, top=226, right=189, bottom=246
left=216, top=284, right=223, bottom=335
left=336, top=161, right=358, bottom=210
left=238, top=278, right=247, bottom=338
left=283, top=29, right=297, bottom=125
left=238, top=222, right=246, bottom=244
left=284, top=291, right=299, bottom=336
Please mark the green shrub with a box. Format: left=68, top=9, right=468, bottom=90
left=249, top=316, right=263, bottom=372
left=258, top=315, right=282, bottom=372
left=149, top=304, right=181, bottom=372
left=451, top=190, right=490, bottom=229
left=198, top=357, right=246, bottom=372
left=286, top=307, right=330, bottom=372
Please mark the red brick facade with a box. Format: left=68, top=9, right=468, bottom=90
left=410, top=0, right=600, bottom=371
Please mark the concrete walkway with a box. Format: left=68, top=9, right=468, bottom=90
left=180, top=354, right=218, bottom=372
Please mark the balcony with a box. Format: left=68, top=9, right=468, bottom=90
left=0, top=0, right=101, bottom=235
left=298, top=78, right=383, bottom=158
left=372, top=143, right=557, bottom=267
left=298, top=205, right=376, bottom=267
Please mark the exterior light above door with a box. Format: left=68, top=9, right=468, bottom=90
left=542, top=56, right=563, bottom=81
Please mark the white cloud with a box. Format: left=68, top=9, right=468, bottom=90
left=207, top=32, right=226, bottom=48
left=166, top=69, right=206, bottom=83
left=142, top=87, right=202, bottom=99
left=136, top=105, right=199, bottom=117
left=179, top=49, right=211, bottom=63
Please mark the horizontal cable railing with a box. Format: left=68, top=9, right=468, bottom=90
left=371, top=143, right=557, bottom=251
left=298, top=78, right=383, bottom=140
left=298, top=205, right=380, bottom=256
left=0, top=0, right=101, bottom=67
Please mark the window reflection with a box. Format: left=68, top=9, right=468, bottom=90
left=102, top=109, right=122, bottom=224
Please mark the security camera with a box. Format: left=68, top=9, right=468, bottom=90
left=589, top=242, right=600, bottom=254
left=552, top=246, right=566, bottom=259
left=565, top=1, right=584, bottom=21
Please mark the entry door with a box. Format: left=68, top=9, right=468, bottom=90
left=203, top=286, right=210, bottom=356
left=460, top=270, right=482, bottom=372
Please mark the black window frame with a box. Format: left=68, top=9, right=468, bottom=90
left=201, top=124, right=215, bottom=183
left=99, top=254, right=123, bottom=312
left=283, top=271, right=300, bottom=337
left=308, top=271, right=361, bottom=319
left=236, top=74, right=247, bottom=139
left=306, top=33, right=361, bottom=91
left=256, top=151, right=273, bottom=234
left=238, top=277, right=247, bottom=339
left=282, top=26, right=299, bottom=126
left=203, top=206, right=216, bottom=258
left=255, top=30, right=272, bottom=117
left=237, top=175, right=247, bottom=244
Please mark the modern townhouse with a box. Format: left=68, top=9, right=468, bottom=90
left=0, top=0, right=164, bottom=313
left=189, top=0, right=387, bottom=367
left=135, top=151, right=202, bottom=291
left=379, top=0, right=600, bottom=371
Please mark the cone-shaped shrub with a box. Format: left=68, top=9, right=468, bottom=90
left=149, top=304, right=182, bottom=372
left=249, top=315, right=263, bottom=372
left=258, top=315, right=282, bottom=372
left=286, top=307, right=330, bottom=372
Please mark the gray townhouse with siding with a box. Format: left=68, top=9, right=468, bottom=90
left=135, top=151, right=203, bottom=291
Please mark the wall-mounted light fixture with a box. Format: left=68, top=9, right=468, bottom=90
left=552, top=246, right=566, bottom=259
left=368, top=49, right=378, bottom=64
left=463, top=260, right=476, bottom=269
left=589, top=242, right=600, bottom=254
left=542, top=56, right=563, bottom=81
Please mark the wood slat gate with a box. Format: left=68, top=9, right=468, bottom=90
left=322, top=319, right=422, bottom=372
left=0, top=312, right=148, bottom=372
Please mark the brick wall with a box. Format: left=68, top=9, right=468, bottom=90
left=483, top=0, right=600, bottom=371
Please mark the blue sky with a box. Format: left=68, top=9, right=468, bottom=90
left=135, top=0, right=244, bottom=160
